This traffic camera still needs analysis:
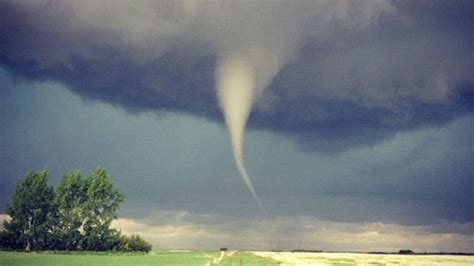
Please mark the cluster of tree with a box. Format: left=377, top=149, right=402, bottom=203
left=398, top=249, right=414, bottom=254
left=115, top=235, right=152, bottom=252
left=0, top=168, right=152, bottom=253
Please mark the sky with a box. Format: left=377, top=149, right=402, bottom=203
left=1, top=0, right=473, bottom=252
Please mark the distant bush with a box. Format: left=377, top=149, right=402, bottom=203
left=115, top=235, right=152, bottom=253
left=399, top=249, right=414, bottom=254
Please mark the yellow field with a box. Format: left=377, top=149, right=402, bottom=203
left=254, top=251, right=474, bottom=266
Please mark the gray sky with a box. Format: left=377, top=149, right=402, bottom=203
left=1, top=0, right=473, bottom=251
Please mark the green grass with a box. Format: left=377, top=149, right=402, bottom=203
left=0, top=250, right=279, bottom=266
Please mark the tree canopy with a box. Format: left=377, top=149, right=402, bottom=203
left=2, top=170, right=54, bottom=251
left=0, top=168, right=151, bottom=252
left=52, top=171, right=84, bottom=250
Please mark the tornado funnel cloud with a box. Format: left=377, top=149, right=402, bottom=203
left=216, top=56, right=265, bottom=212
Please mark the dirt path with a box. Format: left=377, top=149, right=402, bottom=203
left=204, top=250, right=237, bottom=266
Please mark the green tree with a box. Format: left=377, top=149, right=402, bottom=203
left=80, top=167, right=124, bottom=251
left=0, top=167, right=136, bottom=252
left=0, top=223, right=22, bottom=250
left=115, top=234, right=152, bottom=253
left=2, top=170, right=54, bottom=250
left=51, top=171, right=84, bottom=250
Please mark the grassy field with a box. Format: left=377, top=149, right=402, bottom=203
left=0, top=250, right=279, bottom=266
left=2, top=250, right=474, bottom=265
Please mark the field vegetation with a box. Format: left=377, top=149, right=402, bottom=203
left=1, top=250, right=473, bottom=265
left=0, top=250, right=278, bottom=265
left=254, top=251, right=474, bottom=265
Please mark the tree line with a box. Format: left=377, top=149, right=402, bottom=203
left=0, top=167, right=152, bottom=252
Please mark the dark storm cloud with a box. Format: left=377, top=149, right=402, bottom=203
left=1, top=67, right=472, bottom=227
left=1, top=0, right=473, bottom=152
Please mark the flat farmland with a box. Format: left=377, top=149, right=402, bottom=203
left=254, top=251, right=474, bottom=265
left=0, top=250, right=278, bottom=266
left=2, top=250, right=473, bottom=265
